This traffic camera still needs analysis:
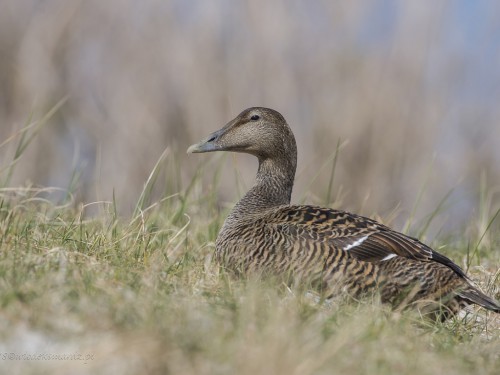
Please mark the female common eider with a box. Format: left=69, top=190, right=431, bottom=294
left=188, top=107, right=500, bottom=319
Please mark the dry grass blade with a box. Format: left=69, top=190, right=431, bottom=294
left=0, top=96, right=68, bottom=187
left=133, top=147, right=170, bottom=218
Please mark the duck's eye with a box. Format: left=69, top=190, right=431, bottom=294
left=250, top=114, right=260, bottom=121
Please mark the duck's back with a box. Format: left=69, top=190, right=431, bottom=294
left=216, top=204, right=455, bottom=275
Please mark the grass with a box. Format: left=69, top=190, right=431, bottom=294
left=0, top=120, right=499, bottom=375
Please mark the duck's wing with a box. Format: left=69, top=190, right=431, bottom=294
left=268, top=205, right=467, bottom=278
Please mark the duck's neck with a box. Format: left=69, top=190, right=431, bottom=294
left=227, top=156, right=296, bottom=221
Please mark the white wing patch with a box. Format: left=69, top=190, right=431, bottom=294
left=381, top=253, right=397, bottom=261
left=343, top=235, right=369, bottom=251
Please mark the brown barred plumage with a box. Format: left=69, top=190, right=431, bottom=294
left=188, top=107, right=500, bottom=320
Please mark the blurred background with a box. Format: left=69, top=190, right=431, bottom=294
left=1, top=0, right=499, bottom=235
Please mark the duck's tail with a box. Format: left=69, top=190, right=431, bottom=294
left=459, top=286, right=500, bottom=313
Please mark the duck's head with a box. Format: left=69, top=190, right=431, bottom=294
left=187, top=107, right=297, bottom=163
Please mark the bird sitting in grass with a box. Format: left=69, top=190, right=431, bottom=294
left=187, top=107, right=500, bottom=320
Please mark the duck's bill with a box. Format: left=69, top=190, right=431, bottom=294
left=187, top=129, right=223, bottom=153
left=187, top=142, right=209, bottom=153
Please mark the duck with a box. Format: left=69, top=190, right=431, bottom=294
left=187, top=107, right=500, bottom=320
